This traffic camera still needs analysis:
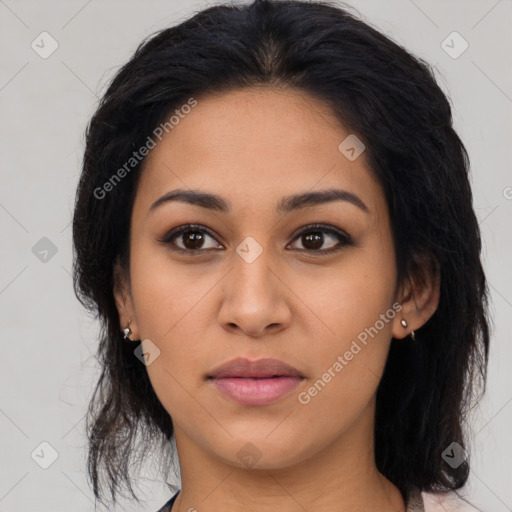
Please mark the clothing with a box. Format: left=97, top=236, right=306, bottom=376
left=156, top=491, right=178, bottom=512
left=407, top=486, right=426, bottom=512
left=156, top=486, right=426, bottom=511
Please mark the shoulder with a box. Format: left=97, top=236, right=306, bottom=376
left=421, top=489, right=481, bottom=511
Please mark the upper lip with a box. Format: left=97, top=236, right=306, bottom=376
left=207, top=357, right=305, bottom=379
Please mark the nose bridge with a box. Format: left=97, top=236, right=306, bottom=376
left=231, top=240, right=277, bottom=304
left=218, top=239, right=291, bottom=336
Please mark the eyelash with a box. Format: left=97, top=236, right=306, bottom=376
left=157, top=223, right=353, bottom=257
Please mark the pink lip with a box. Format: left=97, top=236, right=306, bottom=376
left=207, top=357, right=305, bottom=406
left=210, top=376, right=303, bottom=406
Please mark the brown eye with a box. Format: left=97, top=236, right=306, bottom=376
left=158, top=223, right=352, bottom=257
left=181, top=230, right=206, bottom=250
left=159, top=224, right=223, bottom=254
left=301, top=231, right=324, bottom=250
left=288, top=224, right=352, bottom=254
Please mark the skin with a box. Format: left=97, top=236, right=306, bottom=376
left=113, top=87, right=440, bottom=512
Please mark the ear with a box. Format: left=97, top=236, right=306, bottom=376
left=113, top=256, right=139, bottom=340
left=392, top=252, right=440, bottom=340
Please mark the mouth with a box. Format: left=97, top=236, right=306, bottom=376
left=207, top=358, right=305, bottom=406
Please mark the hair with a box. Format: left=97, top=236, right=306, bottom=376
left=72, top=0, right=491, bottom=507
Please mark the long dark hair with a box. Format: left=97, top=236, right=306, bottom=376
left=72, top=0, right=491, bottom=506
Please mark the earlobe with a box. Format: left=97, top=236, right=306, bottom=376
left=392, top=252, right=441, bottom=340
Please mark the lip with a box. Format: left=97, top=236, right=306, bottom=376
left=208, top=357, right=305, bottom=379
left=207, top=358, right=305, bottom=406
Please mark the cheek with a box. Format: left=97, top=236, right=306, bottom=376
left=292, top=243, right=397, bottom=404
left=298, top=245, right=396, bottom=342
left=127, top=242, right=215, bottom=398
left=292, top=287, right=396, bottom=442
left=129, top=238, right=217, bottom=341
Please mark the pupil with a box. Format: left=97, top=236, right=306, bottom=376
left=184, top=231, right=204, bottom=249
left=304, top=232, right=322, bottom=250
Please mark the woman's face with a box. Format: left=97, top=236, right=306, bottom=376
left=115, top=87, right=411, bottom=470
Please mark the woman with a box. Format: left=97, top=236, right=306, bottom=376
left=72, top=1, right=491, bottom=510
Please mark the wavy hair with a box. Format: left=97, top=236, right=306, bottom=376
left=72, top=0, right=491, bottom=506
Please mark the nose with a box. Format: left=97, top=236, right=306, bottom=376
left=218, top=248, right=292, bottom=338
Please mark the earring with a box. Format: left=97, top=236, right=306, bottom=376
left=123, top=320, right=133, bottom=341
left=400, top=319, right=415, bottom=341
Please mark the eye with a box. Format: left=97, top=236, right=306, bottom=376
left=158, top=223, right=352, bottom=256
left=287, top=224, right=352, bottom=255
left=157, top=224, right=223, bottom=255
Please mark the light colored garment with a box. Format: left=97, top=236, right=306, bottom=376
left=407, top=487, right=426, bottom=511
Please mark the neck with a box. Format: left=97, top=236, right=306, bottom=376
left=170, top=397, right=405, bottom=512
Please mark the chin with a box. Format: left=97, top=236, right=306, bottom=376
left=208, top=432, right=318, bottom=471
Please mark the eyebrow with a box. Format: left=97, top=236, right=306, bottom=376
left=148, top=188, right=369, bottom=215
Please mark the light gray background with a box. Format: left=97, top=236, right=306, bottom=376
left=0, top=0, right=511, bottom=510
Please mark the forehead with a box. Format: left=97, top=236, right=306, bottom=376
left=134, top=87, right=385, bottom=219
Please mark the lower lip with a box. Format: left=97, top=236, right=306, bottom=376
left=210, top=376, right=303, bottom=406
